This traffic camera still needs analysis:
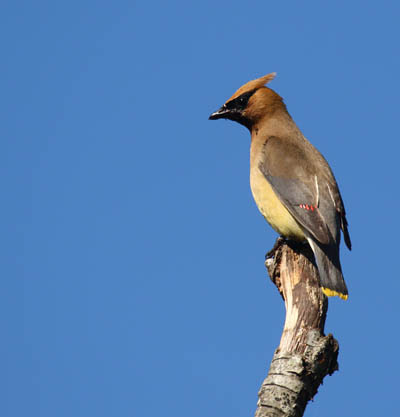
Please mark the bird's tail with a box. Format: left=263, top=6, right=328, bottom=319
left=306, top=236, right=348, bottom=300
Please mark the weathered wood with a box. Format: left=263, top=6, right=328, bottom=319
left=254, top=238, right=339, bottom=417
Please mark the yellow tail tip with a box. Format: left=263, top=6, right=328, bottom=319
left=321, top=287, right=348, bottom=300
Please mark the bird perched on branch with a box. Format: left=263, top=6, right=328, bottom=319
left=209, top=73, right=351, bottom=300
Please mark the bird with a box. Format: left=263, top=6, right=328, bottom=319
left=209, top=73, right=351, bottom=300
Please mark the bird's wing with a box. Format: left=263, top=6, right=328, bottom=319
left=258, top=136, right=338, bottom=246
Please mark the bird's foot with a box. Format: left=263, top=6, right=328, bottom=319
left=265, top=237, right=286, bottom=260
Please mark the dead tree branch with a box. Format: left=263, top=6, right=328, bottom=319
left=254, top=238, right=339, bottom=417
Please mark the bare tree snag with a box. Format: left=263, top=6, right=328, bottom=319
left=254, top=238, right=339, bottom=417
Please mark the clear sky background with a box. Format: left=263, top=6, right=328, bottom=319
left=2, top=1, right=399, bottom=416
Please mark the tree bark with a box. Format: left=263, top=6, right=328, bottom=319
left=254, top=238, right=339, bottom=417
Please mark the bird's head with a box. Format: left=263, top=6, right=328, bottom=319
left=209, top=73, right=286, bottom=130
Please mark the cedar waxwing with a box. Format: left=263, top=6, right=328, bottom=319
left=209, top=73, right=351, bottom=300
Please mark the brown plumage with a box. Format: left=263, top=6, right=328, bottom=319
left=209, top=73, right=351, bottom=300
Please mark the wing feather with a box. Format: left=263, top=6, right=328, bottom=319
left=258, top=136, right=340, bottom=246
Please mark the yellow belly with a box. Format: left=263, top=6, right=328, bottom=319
left=250, top=167, right=305, bottom=240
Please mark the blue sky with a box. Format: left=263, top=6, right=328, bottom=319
left=2, top=1, right=400, bottom=416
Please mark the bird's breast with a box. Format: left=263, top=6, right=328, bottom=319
left=250, top=143, right=305, bottom=240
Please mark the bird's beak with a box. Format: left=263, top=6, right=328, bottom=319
left=209, top=104, right=229, bottom=120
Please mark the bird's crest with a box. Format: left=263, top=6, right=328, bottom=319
left=227, top=72, right=276, bottom=102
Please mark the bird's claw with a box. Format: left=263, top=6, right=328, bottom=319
left=265, top=237, right=286, bottom=260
